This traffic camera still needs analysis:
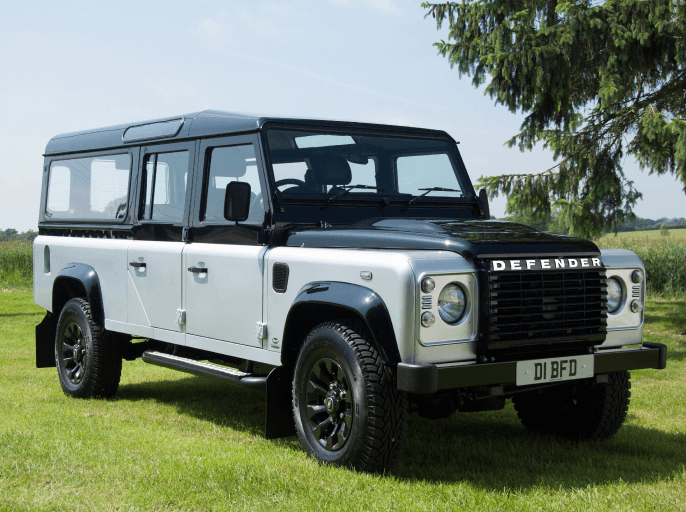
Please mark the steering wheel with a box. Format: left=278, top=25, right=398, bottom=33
left=275, top=178, right=307, bottom=189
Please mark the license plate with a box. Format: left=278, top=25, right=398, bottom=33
left=516, top=354, right=594, bottom=386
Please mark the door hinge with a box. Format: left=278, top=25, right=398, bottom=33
left=176, top=309, right=186, bottom=325
left=182, top=227, right=191, bottom=242
left=256, top=322, right=267, bottom=339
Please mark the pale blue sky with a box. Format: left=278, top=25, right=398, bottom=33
left=1, top=0, right=683, bottom=231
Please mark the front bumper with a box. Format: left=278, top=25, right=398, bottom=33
left=397, top=342, right=667, bottom=394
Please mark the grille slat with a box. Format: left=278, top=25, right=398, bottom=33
left=492, top=316, right=608, bottom=328
left=488, top=267, right=607, bottom=347
left=272, top=263, right=289, bottom=293
left=493, top=302, right=607, bottom=314
left=492, top=300, right=606, bottom=311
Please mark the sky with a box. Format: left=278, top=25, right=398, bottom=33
left=1, top=0, right=684, bottom=232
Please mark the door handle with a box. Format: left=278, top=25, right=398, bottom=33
left=129, top=261, right=146, bottom=268
left=188, top=266, right=208, bottom=273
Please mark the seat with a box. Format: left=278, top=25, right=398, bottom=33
left=306, top=155, right=352, bottom=190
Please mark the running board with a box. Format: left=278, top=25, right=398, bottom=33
left=142, top=351, right=267, bottom=390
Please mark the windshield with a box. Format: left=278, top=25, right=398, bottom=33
left=265, top=128, right=469, bottom=201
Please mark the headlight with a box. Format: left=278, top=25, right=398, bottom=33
left=607, top=277, right=623, bottom=314
left=437, top=283, right=467, bottom=324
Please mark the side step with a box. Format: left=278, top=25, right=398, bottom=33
left=142, top=351, right=267, bottom=390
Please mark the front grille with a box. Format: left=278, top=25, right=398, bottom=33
left=488, top=269, right=607, bottom=348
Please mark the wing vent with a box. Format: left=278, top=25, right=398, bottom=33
left=273, top=263, right=289, bottom=293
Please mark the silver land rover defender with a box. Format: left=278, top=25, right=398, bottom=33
left=34, top=111, right=666, bottom=471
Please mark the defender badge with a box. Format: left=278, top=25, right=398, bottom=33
left=490, top=257, right=603, bottom=272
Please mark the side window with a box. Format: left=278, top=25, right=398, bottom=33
left=203, top=144, right=265, bottom=223
left=140, top=151, right=189, bottom=223
left=46, top=166, right=71, bottom=212
left=45, top=154, right=131, bottom=220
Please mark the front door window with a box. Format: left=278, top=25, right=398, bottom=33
left=203, top=144, right=265, bottom=224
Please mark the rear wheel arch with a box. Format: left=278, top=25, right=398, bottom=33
left=52, top=264, right=104, bottom=326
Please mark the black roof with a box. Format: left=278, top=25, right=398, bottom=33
left=44, top=110, right=452, bottom=156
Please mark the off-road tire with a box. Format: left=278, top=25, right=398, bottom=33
left=55, top=298, right=122, bottom=399
left=292, top=321, right=409, bottom=472
left=513, top=371, right=631, bottom=441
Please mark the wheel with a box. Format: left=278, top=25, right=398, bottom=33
left=512, top=371, right=631, bottom=441
left=274, top=178, right=318, bottom=194
left=55, top=298, right=122, bottom=399
left=292, top=321, right=408, bottom=472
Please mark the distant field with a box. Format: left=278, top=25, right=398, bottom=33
left=0, top=241, right=32, bottom=290
left=596, top=228, right=686, bottom=248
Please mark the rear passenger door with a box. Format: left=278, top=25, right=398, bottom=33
left=184, top=134, right=268, bottom=350
left=127, top=141, right=196, bottom=343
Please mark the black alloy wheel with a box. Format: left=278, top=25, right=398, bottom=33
left=292, top=321, right=409, bottom=472
left=58, top=322, right=89, bottom=386
left=55, top=298, right=122, bottom=399
left=305, top=358, right=354, bottom=451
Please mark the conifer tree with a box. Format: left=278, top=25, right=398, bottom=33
left=424, top=0, right=686, bottom=237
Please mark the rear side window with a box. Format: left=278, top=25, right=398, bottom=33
left=139, top=151, right=189, bottom=223
left=46, top=154, right=131, bottom=220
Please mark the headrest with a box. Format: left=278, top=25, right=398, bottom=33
left=306, top=155, right=352, bottom=186
left=210, top=147, right=250, bottom=178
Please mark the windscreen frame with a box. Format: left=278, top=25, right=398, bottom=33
left=261, top=123, right=477, bottom=207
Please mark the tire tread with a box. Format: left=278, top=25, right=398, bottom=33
left=56, top=298, right=122, bottom=399
left=293, top=320, right=409, bottom=472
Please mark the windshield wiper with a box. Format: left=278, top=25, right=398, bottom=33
left=405, top=187, right=462, bottom=207
left=326, top=184, right=385, bottom=204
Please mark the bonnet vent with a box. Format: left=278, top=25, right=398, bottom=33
left=273, top=263, right=289, bottom=293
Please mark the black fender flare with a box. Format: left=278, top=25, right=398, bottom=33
left=37, top=263, right=104, bottom=368
left=281, top=281, right=401, bottom=367
left=52, top=263, right=105, bottom=326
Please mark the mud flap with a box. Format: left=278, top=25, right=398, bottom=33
left=265, top=366, right=296, bottom=439
left=36, top=312, right=56, bottom=368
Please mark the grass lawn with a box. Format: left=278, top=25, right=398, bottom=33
left=1, top=291, right=685, bottom=511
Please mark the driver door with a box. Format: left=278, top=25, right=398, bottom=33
left=184, top=134, right=270, bottom=350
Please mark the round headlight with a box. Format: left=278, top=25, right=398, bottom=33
left=437, top=283, right=467, bottom=324
left=607, top=277, right=623, bottom=313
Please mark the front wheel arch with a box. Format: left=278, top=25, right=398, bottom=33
left=280, top=282, right=401, bottom=369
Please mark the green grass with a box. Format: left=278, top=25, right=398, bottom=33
left=1, top=291, right=685, bottom=511
left=0, top=241, right=32, bottom=290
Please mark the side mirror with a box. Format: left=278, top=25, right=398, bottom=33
left=224, top=182, right=251, bottom=222
left=478, top=189, right=491, bottom=220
